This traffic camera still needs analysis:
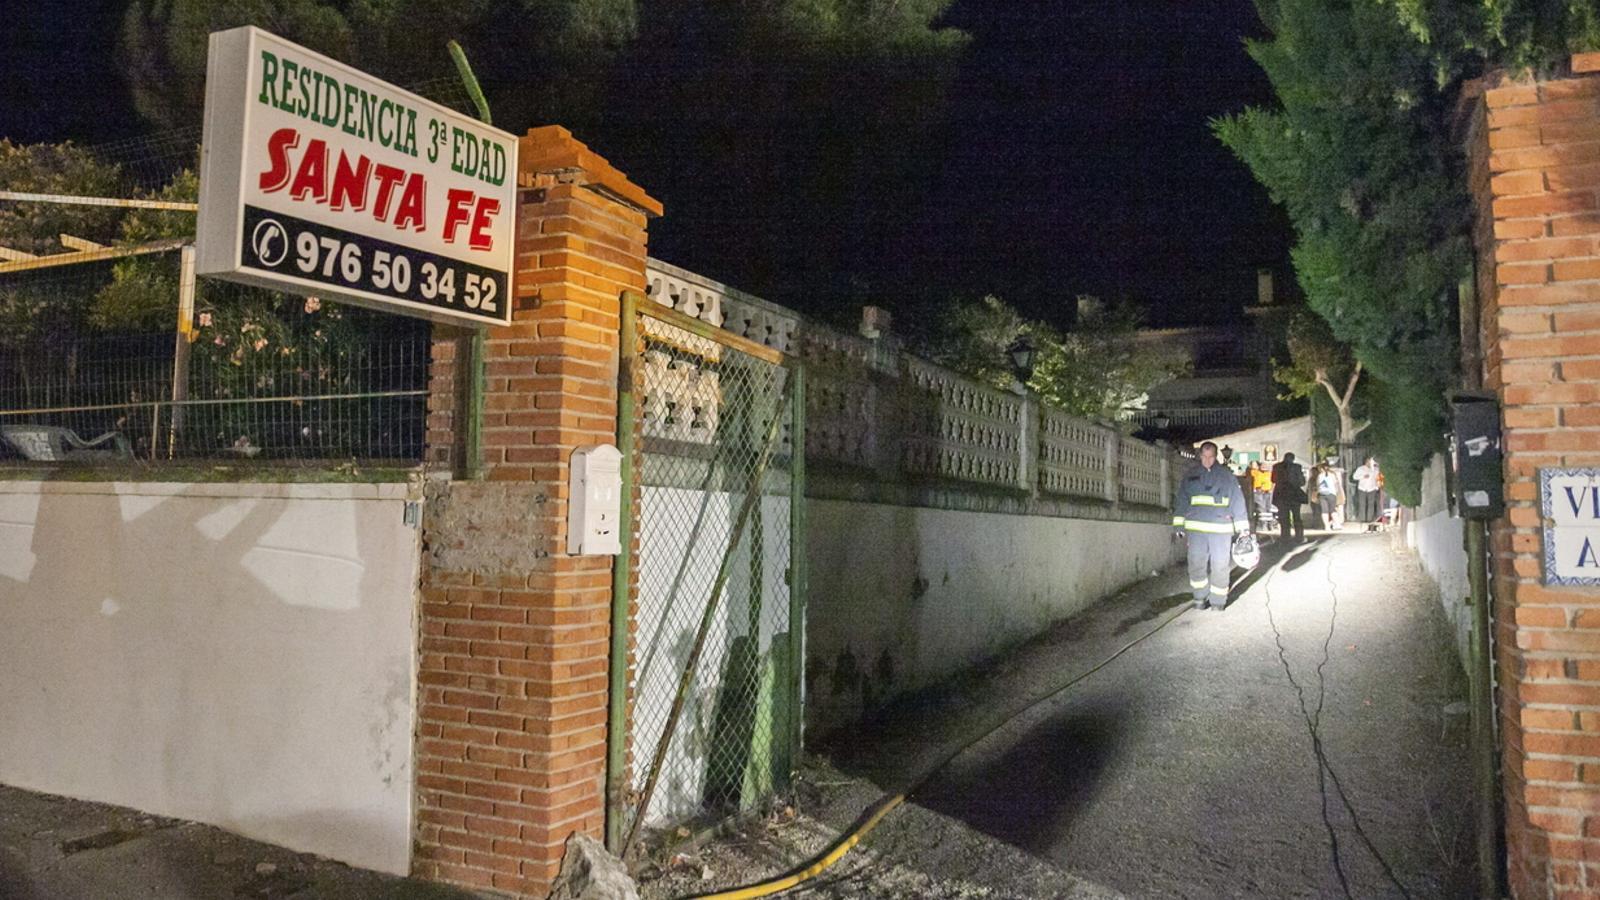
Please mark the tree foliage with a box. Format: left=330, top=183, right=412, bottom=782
left=1388, top=0, right=1600, bottom=74
left=0, top=140, right=122, bottom=256
left=1273, top=308, right=1369, bottom=450
left=1214, top=0, right=1468, bottom=377
left=0, top=141, right=386, bottom=453
left=118, top=0, right=965, bottom=310
left=121, top=0, right=639, bottom=132
left=91, top=169, right=200, bottom=331
left=1216, top=0, right=1600, bottom=503
left=926, top=295, right=1187, bottom=424
left=0, top=141, right=125, bottom=373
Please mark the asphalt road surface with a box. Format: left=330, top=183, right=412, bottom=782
left=828, top=533, right=1476, bottom=899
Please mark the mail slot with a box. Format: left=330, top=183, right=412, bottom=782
left=1449, top=393, right=1505, bottom=521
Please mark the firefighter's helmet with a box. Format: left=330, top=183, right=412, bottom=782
left=1232, top=532, right=1261, bottom=571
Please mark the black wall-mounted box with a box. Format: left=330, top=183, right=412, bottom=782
left=1450, top=393, right=1505, bottom=521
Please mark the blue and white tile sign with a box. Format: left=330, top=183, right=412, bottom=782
left=1541, top=468, right=1600, bottom=587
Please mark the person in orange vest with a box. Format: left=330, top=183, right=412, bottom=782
left=1249, top=460, right=1274, bottom=528
left=1173, top=441, right=1252, bottom=611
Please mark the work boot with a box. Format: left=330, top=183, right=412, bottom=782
left=1191, top=597, right=1208, bottom=610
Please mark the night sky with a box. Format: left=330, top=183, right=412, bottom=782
left=1, top=0, right=1291, bottom=327
left=926, top=0, right=1292, bottom=325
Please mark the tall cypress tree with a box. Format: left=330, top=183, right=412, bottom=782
left=1215, top=0, right=1600, bottom=503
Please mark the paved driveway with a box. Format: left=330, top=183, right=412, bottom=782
left=829, top=533, right=1476, bottom=899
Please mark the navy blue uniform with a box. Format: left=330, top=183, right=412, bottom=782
left=1173, top=462, right=1250, bottom=607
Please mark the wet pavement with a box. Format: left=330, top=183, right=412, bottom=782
left=826, top=533, right=1475, bottom=899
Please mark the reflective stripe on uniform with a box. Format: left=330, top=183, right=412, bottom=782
left=1189, top=495, right=1230, bottom=507
left=1172, top=516, right=1186, bottom=526
left=1182, top=520, right=1235, bottom=534
left=1210, top=585, right=1229, bottom=596
left=1190, top=578, right=1209, bottom=589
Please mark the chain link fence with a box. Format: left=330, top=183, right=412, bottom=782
left=0, top=250, right=430, bottom=466
left=0, top=85, right=490, bottom=468
left=621, top=297, right=803, bottom=847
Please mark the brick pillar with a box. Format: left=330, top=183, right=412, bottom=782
left=1469, top=54, right=1600, bottom=899
left=414, top=126, right=661, bottom=897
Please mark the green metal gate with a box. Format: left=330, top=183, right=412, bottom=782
left=608, top=291, right=805, bottom=854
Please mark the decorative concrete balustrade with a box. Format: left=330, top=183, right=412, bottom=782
left=1040, top=407, right=1117, bottom=501
left=642, top=259, right=1179, bottom=509
left=901, top=357, right=1024, bottom=490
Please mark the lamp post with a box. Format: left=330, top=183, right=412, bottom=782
left=1133, top=411, right=1172, bottom=444
left=1007, top=336, right=1036, bottom=386
left=1006, top=335, right=1040, bottom=493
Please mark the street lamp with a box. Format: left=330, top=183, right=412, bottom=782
left=1007, top=336, right=1036, bottom=384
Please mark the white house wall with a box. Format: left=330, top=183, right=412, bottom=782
left=0, top=480, right=421, bottom=875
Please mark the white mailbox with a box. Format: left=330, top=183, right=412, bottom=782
left=568, top=444, right=623, bottom=556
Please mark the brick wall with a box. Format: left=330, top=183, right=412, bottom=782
left=1469, top=53, right=1600, bottom=899
left=413, top=126, right=660, bottom=897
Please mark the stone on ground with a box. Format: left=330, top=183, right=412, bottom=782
left=551, top=833, right=640, bottom=900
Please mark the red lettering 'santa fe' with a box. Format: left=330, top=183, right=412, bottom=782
left=442, top=188, right=501, bottom=252
left=257, top=127, right=500, bottom=250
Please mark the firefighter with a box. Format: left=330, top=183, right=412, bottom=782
left=1173, top=440, right=1251, bottom=610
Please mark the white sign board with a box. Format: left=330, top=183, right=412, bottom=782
left=1541, top=468, right=1600, bottom=587
left=196, top=26, right=517, bottom=327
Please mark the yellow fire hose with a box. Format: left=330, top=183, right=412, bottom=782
left=681, top=598, right=1194, bottom=900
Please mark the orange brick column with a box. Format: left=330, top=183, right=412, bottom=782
left=1469, top=54, right=1600, bottom=899
left=414, top=126, right=661, bottom=897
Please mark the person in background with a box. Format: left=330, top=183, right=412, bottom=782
left=1351, top=457, right=1382, bottom=524
left=1249, top=460, right=1273, bottom=529
left=1272, top=452, right=1306, bottom=541
left=1327, top=456, right=1349, bottom=529
left=1314, top=460, right=1342, bottom=530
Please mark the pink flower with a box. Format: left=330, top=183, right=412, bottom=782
left=197, top=312, right=213, bottom=327
left=253, top=338, right=268, bottom=351
left=304, top=297, right=322, bottom=313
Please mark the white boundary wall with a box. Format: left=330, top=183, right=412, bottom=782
left=1408, top=455, right=1471, bottom=669
left=806, top=500, right=1174, bottom=735
left=0, top=480, right=421, bottom=875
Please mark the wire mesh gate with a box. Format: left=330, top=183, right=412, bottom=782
left=610, top=291, right=805, bottom=853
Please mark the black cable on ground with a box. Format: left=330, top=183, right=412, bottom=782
left=691, top=536, right=1419, bottom=900
left=1317, top=556, right=1416, bottom=900
left=681, top=588, right=1195, bottom=900
left=1263, top=539, right=1414, bottom=900
left=1264, top=553, right=1356, bottom=899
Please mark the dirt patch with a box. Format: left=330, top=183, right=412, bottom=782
left=635, top=762, right=1124, bottom=900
